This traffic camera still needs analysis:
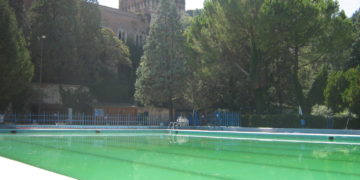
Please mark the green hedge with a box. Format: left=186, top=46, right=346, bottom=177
left=241, top=114, right=360, bottom=129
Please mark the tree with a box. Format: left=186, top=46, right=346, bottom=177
left=0, top=0, right=33, bottom=111
left=184, top=0, right=350, bottom=114
left=325, top=66, right=360, bottom=116
left=342, top=66, right=360, bottom=115
left=29, top=0, right=79, bottom=84
left=7, top=0, right=26, bottom=29
left=90, top=28, right=132, bottom=103
left=347, top=10, right=360, bottom=68
left=60, top=86, right=93, bottom=113
left=353, top=8, right=360, bottom=31
left=135, top=0, right=187, bottom=121
left=77, top=0, right=103, bottom=84
left=261, top=0, right=346, bottom=114
left=307, top=67, right=328, bottom=107
left=348, top=36, right=360, bottom=68
left=185, top=0, right=270, bottom=113
left=324, top=71, right=348, bottom=113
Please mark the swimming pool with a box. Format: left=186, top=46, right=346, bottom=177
left=0, top=129, right=360, bottom=180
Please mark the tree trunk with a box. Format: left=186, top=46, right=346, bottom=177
left=249, top=38, right=265, bottom=114
left=292, top=47, right=309, bottom=114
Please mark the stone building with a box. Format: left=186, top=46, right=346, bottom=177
left=22, top=0, right=186, bottom=113
left=24, top=0, right=186, bottom=46
left=104, top=0, right=185, bottom=46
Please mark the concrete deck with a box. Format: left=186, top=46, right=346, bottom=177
left=0, top=156, right=75, bottom=180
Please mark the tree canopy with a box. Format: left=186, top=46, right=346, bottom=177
left=184, top=0, right=354, bottom=114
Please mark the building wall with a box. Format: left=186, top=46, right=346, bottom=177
left=99, top=6, right=148, bottom=46
left=118, top=0, right=185, bottom=27
left=22, top=0, right=150, bottom=46
left=119, top=0, right=185, bottom=14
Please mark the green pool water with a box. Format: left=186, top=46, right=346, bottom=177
left=0, top=130, right=360, bottom=180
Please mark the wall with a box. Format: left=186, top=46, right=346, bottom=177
left=99, top=5, right=148, bottom=46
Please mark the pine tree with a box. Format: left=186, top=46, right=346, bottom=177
left=135, top=0, right=187, bottom=121
left=0, top=0, right=33, bottom=110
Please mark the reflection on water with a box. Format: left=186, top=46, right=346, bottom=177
left=168, top=135, right=189, bottom=144
left=312, top=146, right=359, bottom=159
left=0, top=133, right=360, bottom=180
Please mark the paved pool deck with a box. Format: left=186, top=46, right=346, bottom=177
left=0, top=156, right=75, bottom=180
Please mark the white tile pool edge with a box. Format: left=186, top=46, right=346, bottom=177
left=3, top=125, right=360, bottom=135
left=0, top=156, right=75, bottom=180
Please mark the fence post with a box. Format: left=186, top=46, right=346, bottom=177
left=14, top=112, right=17, bottom=125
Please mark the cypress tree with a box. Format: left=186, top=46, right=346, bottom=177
left=135, top=0, right=187, bottom=121
left=0, top=0, right=33, bottom=110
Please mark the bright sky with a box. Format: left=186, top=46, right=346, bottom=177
left=98, top=0, right=360, bottom=17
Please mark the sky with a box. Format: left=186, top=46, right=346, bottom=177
left=98, top=0, right=360, bottom=17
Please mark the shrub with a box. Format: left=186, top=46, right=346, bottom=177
left=342, top=66, right=360, bottom=115
left=324, top=71, right=348, bottom=112
left=311, top=105, right=332, bottom=117
left=334, top=109, right=358, bottom=119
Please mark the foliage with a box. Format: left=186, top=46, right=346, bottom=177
left=353, top=8, right=360, bottom=31
left=242, top=114, right=356, bottom=129
left=325, top=66, right=360, bottom=115
left=348, top=35, right=360, bottom=68
left=59, top=86, right=93, bottom=112
left=311, top=105, right=332, bottom=117
left=184, top=0, right=349, bottom=114
left=185, top=0, right=269, bottom=112
left=307, top=67, right=328, bottom=107
left=7, top=0, right=26, bottom=30
left=135, top=0, right=187, bottom=120
left=126, top=41, right=144, bottom=100
left=90, top=28, right=132, bottom=102
left=186, top=9, right=202, bottom=17
left=77, top=0, right=102, bottom=84
left=0, top=0, right=33, bottom=111
left=342, top=66, right=360, bottom=115
left=99, top=28, right=131, bottom=72
left=29, top=0, right=79, bottom=84
left=324, top=71, right=348, bottom=112
left=28, top=0, right=133, bottom=104
left=261, top=0, right=344, bottom=114
left=334, top=109, right=357, bottom=119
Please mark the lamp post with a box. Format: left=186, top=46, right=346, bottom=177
left=39, top=35, right=46, bottom=85
left=38, top=35, right=46, bottom=113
